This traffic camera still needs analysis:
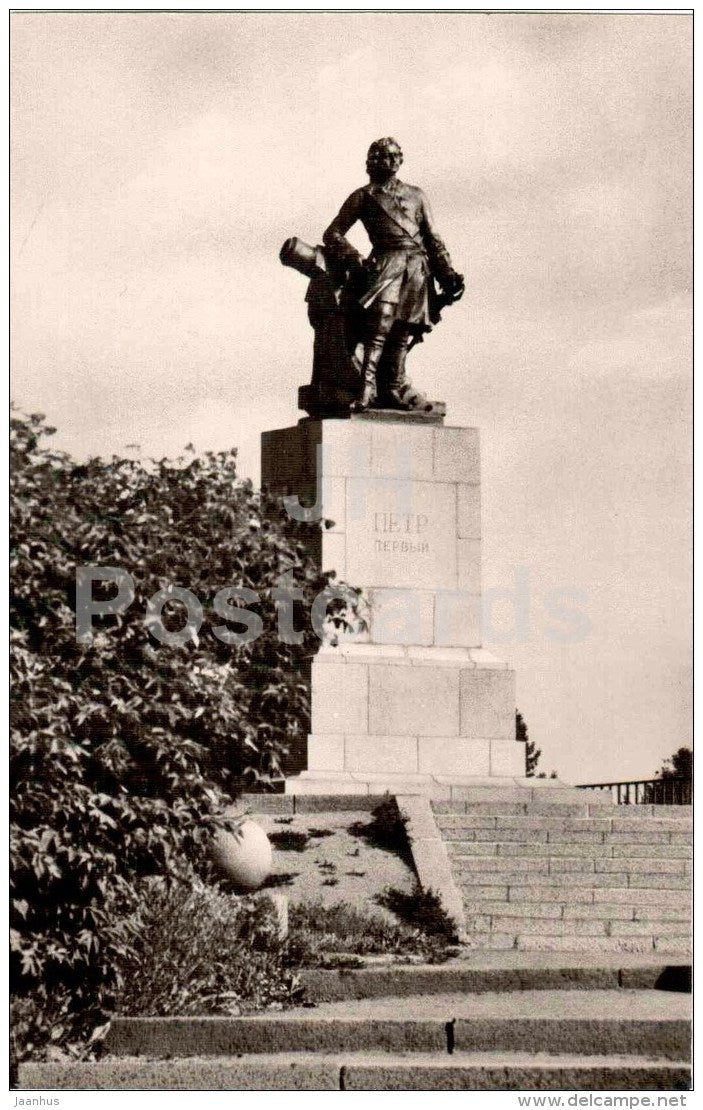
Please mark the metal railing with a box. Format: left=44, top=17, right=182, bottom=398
left=575, top=777, right=691, bottom=806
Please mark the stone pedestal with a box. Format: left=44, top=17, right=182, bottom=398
left=261, top=415, right=524, bottom=793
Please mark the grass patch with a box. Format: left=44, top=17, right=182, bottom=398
left=312, top=954, right=365, bottom=970
left=316, top=859, right=337, bottom=872
left=260, top=873, right=299, bottom=888
left=118, top=887, right=453, bottom=1010
left=269, top=830, right=310, bottom=852
left=288, top=900, right=452, bottom=966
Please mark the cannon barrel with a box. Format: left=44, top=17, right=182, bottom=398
left=279, top=237, right=326, bottom=278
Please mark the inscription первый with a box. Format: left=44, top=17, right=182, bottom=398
left=374, top=539, right=430, bottom=553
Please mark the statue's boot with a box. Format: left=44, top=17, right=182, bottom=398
left=378, top=326, right=414, bottom=410
left=351, top=343, right=381, bottom=412
left=351, top=304, right=394, bottom=412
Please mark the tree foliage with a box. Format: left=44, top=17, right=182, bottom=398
left=519, top=711, right=557, bottom=779
left=10, top=407, right=349, bottom=1057
left=657, top=746, right=692, bottom=782
left=518, top=711, right=540, bottom=777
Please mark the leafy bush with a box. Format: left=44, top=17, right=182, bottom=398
left=114, top=880, right=303, bottom=1018
left=10, top=408, right=357, bottom=1058
left=10, top=903, right=141, bottom=1061
left=348, top=795, right=412, bottom=863
left=288, top=899, right=451, bottom=965
left=12, top=881, right=302, bottom=1061
left=377, top=883, right=460, bottom=943
left=268, top=830, right=311, bottom=852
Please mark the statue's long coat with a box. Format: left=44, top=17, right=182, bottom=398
left=323, top=178, right=455, bottom=334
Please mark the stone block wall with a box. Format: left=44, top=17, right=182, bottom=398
left=261, top=417, right=525, bottom=786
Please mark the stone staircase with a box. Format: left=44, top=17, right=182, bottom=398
left=20, top=958, right=691, bottom=1090
left=433, top=799, right=692, bottom=955
left=17, top=793, right=692, bottom=1091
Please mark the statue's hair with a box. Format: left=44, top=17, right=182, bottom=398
left=367, top=137, right=403, bottom=165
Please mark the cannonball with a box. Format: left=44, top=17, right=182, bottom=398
left=211, top=819, right=272, bottom=892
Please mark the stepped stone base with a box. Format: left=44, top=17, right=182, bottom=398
left=262, top=418, right=525, bottom=788
left=283, top=776, right=611, bottom=801
left=285, top=771, right=526, bottom=797
left=298, top=644, right=523, bottom=790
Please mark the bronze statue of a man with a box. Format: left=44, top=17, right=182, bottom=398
left=323, top=137, right=464, bottom=412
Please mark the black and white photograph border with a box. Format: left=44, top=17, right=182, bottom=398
left=8, top=3, right=693, bottom=1100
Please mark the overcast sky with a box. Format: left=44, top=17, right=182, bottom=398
left=11, top=11, right=691, bottom=783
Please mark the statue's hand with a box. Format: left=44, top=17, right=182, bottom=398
left=348, top=253, right=367, bottom=279
left=343, top=254, right=368, bottom=298
left=441, top=271, right=465, bottom=303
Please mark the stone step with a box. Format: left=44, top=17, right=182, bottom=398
left=343, top=1052, right=692, bottom=1091
left=18, top=1052, right=692, bottom=1091
left=459, top=936, right=691, bottom=956
left=449, top=854, right=689, bottom=874
left=454, top=869, right=690, bottom=890
left=461, top=936, right=691, bottom=956
left=462, top=899, right=691, bottom=922
left=471, top=935, right=690, bottom=956
left=444, top=831, right=688, bottom=849
left=434, top=802, right=692, bottom=821
left=104, top=990, right=691, bottom=1060
left=444, top=831, right=690, bottom=850
left=436, top=814, right=692, bottom=835
left=447, top=840, right=691, bottom=858
left=240, top=792, right=386, bottom=814
left=298, top=956, right=692, bottom=1002
left=590, top=805, right=692, bottom=820
left=459, top=885, right=691, bottom=906
left=610, top=843, right=692, bottom=857
left=440, top=802, right=599, bottom=818
left=464, top=916, right=690, bottom=939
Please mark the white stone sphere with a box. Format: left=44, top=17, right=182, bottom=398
left=211, top=819, right=272, bottom=891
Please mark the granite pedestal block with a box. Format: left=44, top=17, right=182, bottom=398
left=261, top=416, right=524, bottom=791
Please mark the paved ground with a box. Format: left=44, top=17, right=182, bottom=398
left=241, top=988, right=692, bottom=1023
left=396, top=950, right=690, bottom=969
